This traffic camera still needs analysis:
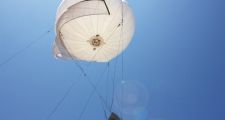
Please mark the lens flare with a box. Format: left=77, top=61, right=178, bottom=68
left=115, top=80, right=149, bottom=116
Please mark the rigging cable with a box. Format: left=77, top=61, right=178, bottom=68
left=110, top=58, right=119, bottom=112
left=121, top=1, right=125, bottom=119
left=76, top=63, right=110, bottom=120
left=45, top=60, right=97, bottom=120
left=0, top=27, right=52, bottom=68
left=45, top=75, right=82, bottom=120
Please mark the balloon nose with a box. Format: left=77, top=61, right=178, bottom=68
left=88, top=34, right=105, bottom=50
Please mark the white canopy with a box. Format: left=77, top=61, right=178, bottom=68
left=53, top=0, right=135, bottom=62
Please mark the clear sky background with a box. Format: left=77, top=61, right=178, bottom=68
left=0, top=0, right=225, bottom=120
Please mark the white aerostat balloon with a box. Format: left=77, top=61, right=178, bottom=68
left=53, top=0, right=135, bottom=62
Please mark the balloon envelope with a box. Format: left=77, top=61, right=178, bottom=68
left=53, top=0, right=135, bottom=62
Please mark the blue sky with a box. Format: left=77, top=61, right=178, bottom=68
left=0, top=0, right=225, bottom=120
